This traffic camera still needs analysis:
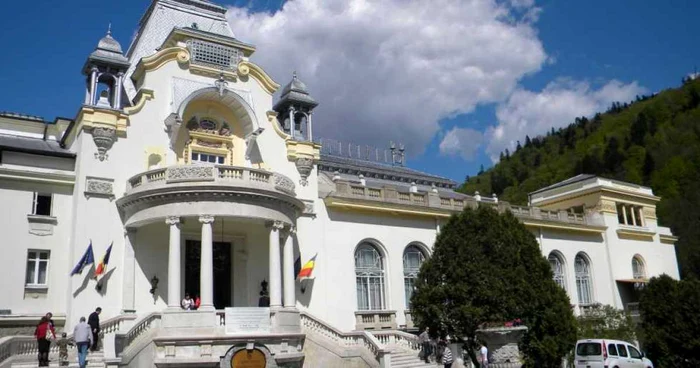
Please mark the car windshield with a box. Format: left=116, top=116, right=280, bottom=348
left=577, top=343, right=602, bottom=356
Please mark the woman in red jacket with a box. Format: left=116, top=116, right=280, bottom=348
left=34, top=316, right=55, bottom=366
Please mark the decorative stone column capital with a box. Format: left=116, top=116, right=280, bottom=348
left=199, top=215, right=215, bottom=224
left=165, top=216, right=181, bottom=226
left=266, top=220, right=285, bottom=231
left=285, top=225, right=297, bottom=237
left=124, top=227, right=138, bottom=236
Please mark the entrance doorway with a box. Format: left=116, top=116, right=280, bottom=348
left=185, top=240, right=231, bottom=309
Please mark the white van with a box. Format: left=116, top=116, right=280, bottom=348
left=574, top=339, right=653, bottom=368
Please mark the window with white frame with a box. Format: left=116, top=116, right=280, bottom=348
left=616, top=203, right=644, bottom=227
left=548, top=252, right=567, bottom=290
left=32, top=193, right=52, bottom=216
left=403, top=245, right=425, bottom=309
left=575, top=253, right=593, bottom=306
left=25, top=250, right=49, bottom=287
left=355, top=243, right=386, bottom=311
left=632, top=256, right=646, bottom=279
left=191, top=152, right=225, bottom=164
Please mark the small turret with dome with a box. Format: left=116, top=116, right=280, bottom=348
left=273, top=72, right=319, bottom=141
left=82, top=25, right=130, bottom=110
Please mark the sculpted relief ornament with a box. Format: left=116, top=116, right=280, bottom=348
left=84, top=176, right=115, bottom=200
left=295, top=157, right=314, bottom=186
left=92, top=127, right=117, bottom=161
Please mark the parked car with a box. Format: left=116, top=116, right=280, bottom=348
left=575, top=339, right=653, bottom=368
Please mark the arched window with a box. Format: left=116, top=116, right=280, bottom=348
left=403, top=245, right=426, bottom=308
left=575, top=253, right=593, bottom=306
left=632, top=256, right=646, bottom=279
left=355, top=243, right=386, bottom=310
left=548, top=252, right=566, bottom=290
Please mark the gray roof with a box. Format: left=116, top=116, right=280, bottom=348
left=85, top=29, right=130, bottom=72
left=0, top=134, right=75, bottom=158
left=319, top=153, right=457, bottom=188
left=274, top=73, right=318, bottom=111
left=529, top=174, right=596, bottom=195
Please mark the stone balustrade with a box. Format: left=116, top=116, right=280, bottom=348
left=125, top=164, right=296, bottom=197
left=332, top=181, right=600, bottom=227
left=403, top=310, right=416, bottom=330
left=114, top=312, right=161, bottom=358
left=300, top=311, right=389, bottom=367
left=372, top=330, right=420, bottom=351
left=0, top=314, right=137, bottom=365
left=354, top=310, right=397, bottom=331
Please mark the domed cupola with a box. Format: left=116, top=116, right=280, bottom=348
left=82, top=25, right=130, bottom=110
left=273, top=72, right=318, bottom=141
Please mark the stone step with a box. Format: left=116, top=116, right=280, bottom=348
left=388, top=348, right=440, bottom=368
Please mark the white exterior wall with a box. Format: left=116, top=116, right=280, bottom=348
left=301, top=201, right=438, bottom=331
left=0, top=181, right=73, bottom=316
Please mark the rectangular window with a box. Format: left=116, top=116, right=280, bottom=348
left=32, top=193, right=52, bottom=216
left=616, top=344, right=628, bottom=357
left=607, top=344, right=618, bottom=356
left=25, top=250, right=49, bottom=286
left=191, top=152, right=225, bottom=165
left=576, top=343, right=602, bottom=356
left=628, top=345, right=642, bottom=359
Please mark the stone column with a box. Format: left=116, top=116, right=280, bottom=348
left=121, top=228, right=137, bottom=313
left=199, top=215, right=215, bottom=310
left=166, top=216, right=181, bottom=308
left=89, top=66, right=98, bottom=105
left=621, top=204, right=628, bottom=225
left=268, top=221, right=284, bottom=308
left=283, top=226, right=296, bottom=308
left=114, top=72, right=124, bottom=108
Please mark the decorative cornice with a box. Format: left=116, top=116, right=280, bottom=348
left=521, top=220, right=606, bottom=234
left=0, top=167, right=74, bottom=186
left=324, top=197, right=453, bottom=218
left=124, top=89, right=155, bottom=115
left=267, top=111, right=291, bottom=140
left=237, top=60, right=280, bottom=94
left=616, top=227, right=655, bottom=241
left=132, top=47, right=190, bottom=81
left=165, top=216, right=181, bottom=226
left=659, top=234, right=679, bottom=244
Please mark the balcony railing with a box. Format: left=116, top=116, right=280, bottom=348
left=125, top=165, right=296, bottom=197
left=354, top=310, right=397, bottom=331
left=332, top=182, right=600, bottom=227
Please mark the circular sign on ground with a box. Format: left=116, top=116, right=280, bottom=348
left=231, top=348, right=266, bottom=368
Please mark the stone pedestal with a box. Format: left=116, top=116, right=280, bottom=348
left=271, top=307, right=301, bottom=334
left=161, top=309, right=219, bottom=335
left=476, top=326, right=528, bottom=367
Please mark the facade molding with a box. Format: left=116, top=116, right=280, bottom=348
left=237, top=60, right=280, bottom=94
left=659, top=234, right=679, bottom=244
left=132, top=46, right=191, bottom=82
left=0, top=167, right=75, bottom=186
left=124, top=89, right=155, bottom=115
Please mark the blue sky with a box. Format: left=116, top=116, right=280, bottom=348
left=0, top=0, right=698, bottom=182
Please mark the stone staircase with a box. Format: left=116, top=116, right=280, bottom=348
left=11, top=350, right=105, bottom=368
left=387, top=346, right=437, bottom=368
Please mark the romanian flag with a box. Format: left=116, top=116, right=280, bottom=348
left=297, top=254, right=317, bottom=281
left=70, top=242, right=95, bottom=276
left=94, top=243, right=113, bottom=277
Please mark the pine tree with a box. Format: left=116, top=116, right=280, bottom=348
left=516, top=140, right=522, bottom=151
left=525, top=135, right=532, bottom=147
left=478, top=164, right=485, bottom=175
left=411, top=207, right=576, bottom=368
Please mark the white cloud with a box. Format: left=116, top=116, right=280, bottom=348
left=227, top=0, right=546, bottom=154
left=439, top=127, right=484, bottom=160
left=481, top=78, right=647, bottom=162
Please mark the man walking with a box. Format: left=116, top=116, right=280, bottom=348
left=418, top=327, right=431, bottom=363
left=73, top=317, right=93, bottom=368
left=87, top=307, right=101, bottom=351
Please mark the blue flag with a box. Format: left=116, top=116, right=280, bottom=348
left=70, top=242, right=95, bottom=276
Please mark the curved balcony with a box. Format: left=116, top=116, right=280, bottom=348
left=117, top=165, right=303, bottom=227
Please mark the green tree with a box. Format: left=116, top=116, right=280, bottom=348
left=576, top=304, right=637, bottom=342
left=639, top=275, right=700, bottom=367
left=410, top=207, right=576, bottom=368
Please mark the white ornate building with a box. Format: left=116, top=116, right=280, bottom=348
left=0, top=1, right=680, bottom=367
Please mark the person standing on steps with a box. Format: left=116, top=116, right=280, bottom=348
left=440, top=340, right=454, bottom=368
left=73, top=316, right=94, bottom=368
left=479, top=342, right=489, bottom=368
left=88, top=307, right=101, bottom=352
left=418, top=327, right=432, bottom=364
left=34, top=316, right=55, bottom=367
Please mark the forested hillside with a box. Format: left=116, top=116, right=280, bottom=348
left=459, top=77, right=700, bottom=278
